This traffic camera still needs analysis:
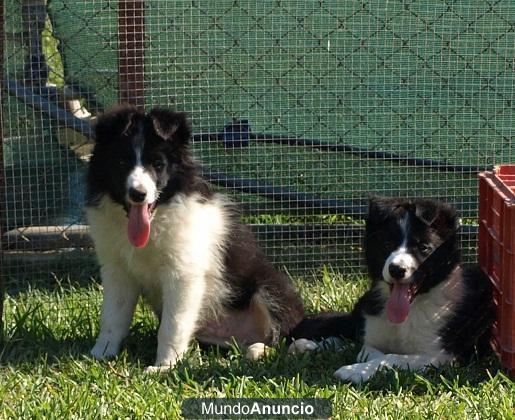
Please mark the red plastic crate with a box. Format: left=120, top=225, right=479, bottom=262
left=478, top=165, right=515, bottom=377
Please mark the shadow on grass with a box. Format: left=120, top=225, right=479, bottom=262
left=129, top=333, right=503, bottom=393
left=3, top=251, right=101, bottom=299
left=172, top=346, right=502, bottom=393
left=0, top=328, right=93, bottom=367
left=0, top=310, right=157, bottom=367
left=0, top=315, right=503, bottom=395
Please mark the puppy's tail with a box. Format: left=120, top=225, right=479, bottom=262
left=288, top=311, right=362, bottom=342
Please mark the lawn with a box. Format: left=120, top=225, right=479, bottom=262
left=1, top=268, right=513, bottom=419
left=1, top=1, right=513, bottom=417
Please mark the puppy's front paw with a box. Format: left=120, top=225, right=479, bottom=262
left=90, top=339, right=120, bottom=360
left=144, top=364, right=174, bottom=374
left=288, top=338, right=319, bottom=354
left=333, top=361, right=379, bottom=383
left=144, top=357, right=178, bottom=374
left=246, top=342, right=269, bottom=360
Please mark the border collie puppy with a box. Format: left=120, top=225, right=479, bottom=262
left=86, top=105, right=304, bottom=372
left=289, top=197, right=494, bottom=383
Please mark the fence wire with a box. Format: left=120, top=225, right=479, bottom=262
left=1, top=1, right=514, bottom=297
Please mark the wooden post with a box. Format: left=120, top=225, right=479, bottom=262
left=118, top=0, right=145, bottom=108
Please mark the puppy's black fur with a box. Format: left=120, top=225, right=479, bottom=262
left=87, top=105, right=304, bottom=368
left=291, top=197, right=494, bottom=363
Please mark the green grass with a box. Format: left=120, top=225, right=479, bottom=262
left=1, top=269, right=512, bottom=419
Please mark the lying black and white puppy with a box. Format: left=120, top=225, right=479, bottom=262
left=86, top=105, right=304, bottom=372
left=289, top=197, right=494, bottom=383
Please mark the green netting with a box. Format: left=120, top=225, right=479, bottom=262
left=47, top=0, right=119, bottom=110
left=2, top=0, right=515, bottom=282
left=47, top=1, right=515, bottom=208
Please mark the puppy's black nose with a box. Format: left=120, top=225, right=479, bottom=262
left=128, top=187, right=147, bottom=203
left=389, top=264, right=407, bottom=280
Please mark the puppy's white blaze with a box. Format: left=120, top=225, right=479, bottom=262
left=382, top=214, right=419, bottom=282
left=126, top=165, right=157, bottom=203
left=382, top=248, right=419, bottom=282
left=134, top=144, right=143, bottom=166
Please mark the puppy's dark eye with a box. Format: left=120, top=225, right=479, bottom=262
left=383, top=240, right=394, bottom=250
left=418, top=243, right=432, bottom=255
left=116, top=157, right=129, bottom=167
left=152, top=160, right=165, bottom=170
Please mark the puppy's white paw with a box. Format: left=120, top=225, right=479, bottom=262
left=246, top=343, right=269, bottom=360
left=144, top=357, right=178, bottom=374
left=333, top=361, right=379, bottom=383
left=144, top=364, right=174, bottom=374
left=90, top=339, right=120, bottom=360
left=288, top=338, right=318, bottom=354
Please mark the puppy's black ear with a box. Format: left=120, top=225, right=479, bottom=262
left=415, top=200, right=457, bottom=230
left=367, top=195, right=392, bottom=223
left=434, top=205, right=459, bottom=231
left=147, top=108, right=192, bottom=145
left=94, top=105, right=138, bottom=143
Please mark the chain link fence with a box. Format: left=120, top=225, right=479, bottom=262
left=1, top=1, right=514, bottom=300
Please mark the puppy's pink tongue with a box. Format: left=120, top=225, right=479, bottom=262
left=386, top=282, right=411, bottom=324
left=128, top=204, right=150, bottom=248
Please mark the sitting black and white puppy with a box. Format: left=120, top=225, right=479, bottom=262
left=289, top=197, right=494, bottom=383
left=86, top=105, right=304, bottom=372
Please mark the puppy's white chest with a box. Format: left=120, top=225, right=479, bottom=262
left=87, top=194, right=230, bottom=315
left=87, top=201, right=162, bottom=276
left=364, top=281, right=460, bottom=355
left=365, top=310, right=441, bottom=355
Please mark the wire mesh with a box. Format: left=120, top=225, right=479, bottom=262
left=1, top=1, right=514, bottom=302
